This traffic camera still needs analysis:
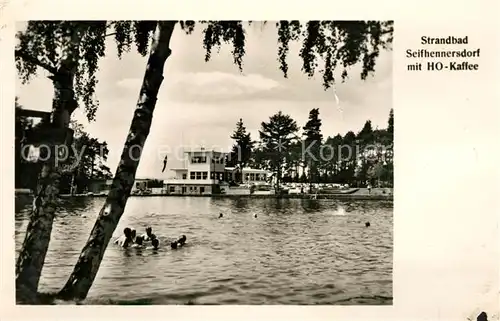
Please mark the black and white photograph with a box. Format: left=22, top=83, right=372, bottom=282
left=14, top=20, right=394, bottom=305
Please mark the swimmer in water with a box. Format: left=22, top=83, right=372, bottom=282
left=365, top=222, right=370, bottom=227
left=170, top=235, right=186, bottom=249
left=114, top=227, right=133, bottom=248
left=130, top=229, right=137, bottom=242
left=146, top=238, right=160, bottom=250
left=254, top=214, right=257, bottom=218
left=131, top=235, right=144, bottom=248
left=178, top=235, right=187, bottom=246
left=141, top=226, right=157, bottom=241
left=219, top=213, right=223, bottom=218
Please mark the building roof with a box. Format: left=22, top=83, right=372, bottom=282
left=183, top=149, right=228, bottom=154
left=225, top=167, right=270, bottom=173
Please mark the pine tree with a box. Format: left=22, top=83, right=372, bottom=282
left=228, top=118, right=254, bottom=182
left=259, top=111, right=299, bottom=192
left=303, top=108, right=323, bottom=188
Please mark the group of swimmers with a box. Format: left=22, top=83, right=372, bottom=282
left=114, top=226, right=159, bottom=249
left=113, top=226, right=188, bottom=250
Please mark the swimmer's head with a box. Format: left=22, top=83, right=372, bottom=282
left=477, top=312, right=488, bottom=321
left=124, top=227, right=132, bottom=238
left=131, top=229, right=137, bottom=238
left=179, top=235, right=187, bottom=244
left=170, top=241, right=177, bottom=249
left=146, top=226, right=152, bottom=235
left=135, top=235, right=144, bottom=245
left=152, top=238, right=159, bottom=249
left=365, top=222, right=370, bottom=227
left=219, top=213, right=223, bottom=218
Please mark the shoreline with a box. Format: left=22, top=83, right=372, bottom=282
left=16, top=189, right=393, bottom=201
left=32, top=193, right=392, bottom=201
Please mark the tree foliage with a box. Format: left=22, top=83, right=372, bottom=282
left=16, top=21, right=110, bottom=121
left=15, top=20, right=174, bottom=122
left=303, top=108, right=323, bottom=184
left=124, top=20, right=392, bottom=89
left=258, top=111, right=299, bottom=190
left=248, top=108, right=394, bottom=187
left=69, top=126, right=112, bottom=190
left=227, top=118, right=255, bottom=174
left=16, top=19, right=393, bottom=123
left=182, top=20, right=393, bottom=89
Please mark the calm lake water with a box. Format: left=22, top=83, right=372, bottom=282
left=15, top=196, right=393, bottom=305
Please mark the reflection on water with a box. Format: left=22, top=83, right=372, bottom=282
left=15, top=196, right=393, bottom=305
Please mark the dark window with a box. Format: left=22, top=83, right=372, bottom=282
left=200, top=187, right=205, bottom=193
left=192, top=156, right=207, bottom=163
left=182, top=174, right=187, bottom=179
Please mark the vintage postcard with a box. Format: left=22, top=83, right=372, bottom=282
left=0, top=0, right=498, bottom=320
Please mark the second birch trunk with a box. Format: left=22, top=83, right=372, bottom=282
left=57, top=21, right=177, bottom=301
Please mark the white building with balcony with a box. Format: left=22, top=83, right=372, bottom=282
left=225, top=167, right=270, bottom=185
left=164, top=148, right=227, bottom=195
left=163, top=148, right=272, bottom=195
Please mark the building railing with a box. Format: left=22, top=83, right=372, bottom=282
left=164, top=178, right=220, bottom=185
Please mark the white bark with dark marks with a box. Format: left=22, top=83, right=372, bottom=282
left=57, top=21, right=177, bottom=301
left=15, top=25, right=82, bottom=304
left=15, top=70, right=77, bottom=304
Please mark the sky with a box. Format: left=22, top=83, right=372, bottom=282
left=15, top=22, right=393, bottom=179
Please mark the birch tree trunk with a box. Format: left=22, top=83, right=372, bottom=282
left=14, top=23, right=97, bottom=303
left=58, top=21, right=177, bottom=301
left=15, top=67, right=77, bottom=304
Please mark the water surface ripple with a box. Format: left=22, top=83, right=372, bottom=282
left=15, top=196, right=393, bottom=305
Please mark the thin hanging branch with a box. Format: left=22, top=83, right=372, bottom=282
left=15, top=49, right=58, bottom=75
